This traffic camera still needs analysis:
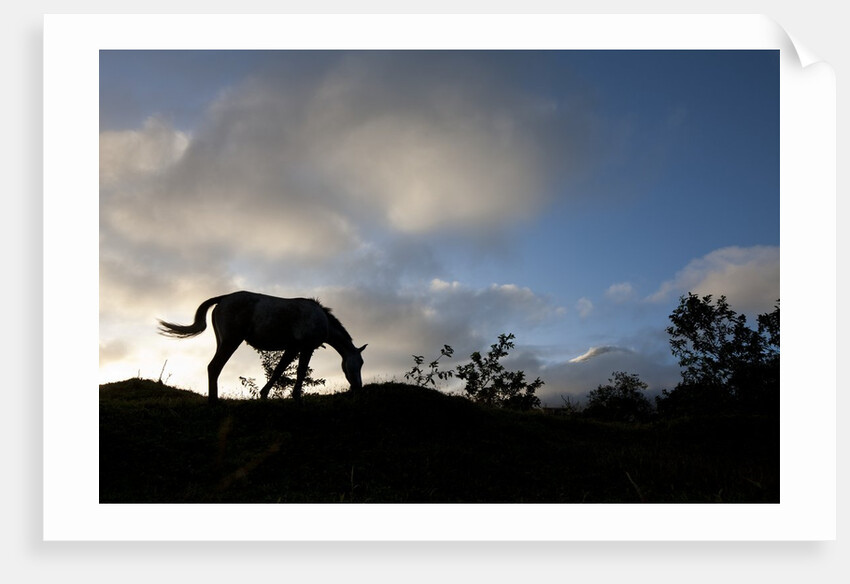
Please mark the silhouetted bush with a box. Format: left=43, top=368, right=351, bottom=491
left=240, top=348, right=325, bottom=399
left=658, top=294, right=779, bottom=417
left=404, top=345, right=454, bottom=388
left=655, top=383, right=733, bottom=418
left=456, top=333, right=543, bottom=411
left=584, top=371, right=653, bottom=422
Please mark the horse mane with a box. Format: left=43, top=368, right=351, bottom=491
left=314, top=299, right=353, bottom=341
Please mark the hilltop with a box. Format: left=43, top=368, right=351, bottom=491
left=100, top=378, right=778, bottom=503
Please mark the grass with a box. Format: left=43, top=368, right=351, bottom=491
left=99, top=378, right=779, bottom=503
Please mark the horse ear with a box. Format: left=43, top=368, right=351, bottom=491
left=358, top=344, right=367, bottom=353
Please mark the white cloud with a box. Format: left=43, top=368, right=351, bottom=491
left=648, top=246, right=779, bottom=315
left=292, top=53, right=584, bottom=234
left=100, top=117, right=189, bottom=187
left=100, top=53, right=594, bottom=271
left=605, top=282, right=634, bottom=303
left=430, top=278, right=462, bottom=292
left=569, top=345, right=628, bottom=363
left=575, top=297, right=593, bottom=318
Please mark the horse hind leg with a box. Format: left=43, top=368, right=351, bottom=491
left=259, top=348, right=298, bottom=400
left=207, top=336, right=241, bottom=405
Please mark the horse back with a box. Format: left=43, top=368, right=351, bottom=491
left=215, top=292, right=329, bottom=351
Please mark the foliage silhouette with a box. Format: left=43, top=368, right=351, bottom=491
left=240, top=348, right=326, bottom=400
left=456, top=333, right=543, bottom=410
left=404, top=345, right=454, bottom=388
left=658, top=294, right=779, bottom=416
left=584, top=371, right=653, bottom=423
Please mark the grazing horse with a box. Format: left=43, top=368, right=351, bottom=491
left=158, top=291, right=366, bottom=404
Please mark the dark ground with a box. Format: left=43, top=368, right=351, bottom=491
left=99, top=378, right=779, bottom=503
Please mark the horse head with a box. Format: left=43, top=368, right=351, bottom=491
left=342, top=344, right=367, bottom=391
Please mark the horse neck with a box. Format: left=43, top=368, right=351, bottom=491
left=326, top=323, right=357, bottom=358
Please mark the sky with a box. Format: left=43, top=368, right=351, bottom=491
left=98, top=50, right=779, bottom=405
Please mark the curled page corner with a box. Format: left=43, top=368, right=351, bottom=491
left=786, top=33, right=823, bottom=69
left=764, top=15, right=829, bottom=70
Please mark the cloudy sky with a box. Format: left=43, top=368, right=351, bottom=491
left=99, top=50, right=779, bottom=405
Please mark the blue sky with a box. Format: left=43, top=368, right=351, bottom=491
left=99, top=50, right=779, bottom=405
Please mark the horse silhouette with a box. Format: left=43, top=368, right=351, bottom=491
left=158, top=291, right=366, bottom=404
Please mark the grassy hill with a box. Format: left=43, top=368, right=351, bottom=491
left=100, top=378, right=779, bottom=503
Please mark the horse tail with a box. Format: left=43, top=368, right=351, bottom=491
left=157, top=295, right=226, bottom=339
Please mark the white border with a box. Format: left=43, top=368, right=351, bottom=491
left=44, top=13, right=836, bottom=541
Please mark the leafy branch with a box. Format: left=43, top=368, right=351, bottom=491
left=404, top=345, right=455, bottom=388
left=455, top=333, right=543, bottom=411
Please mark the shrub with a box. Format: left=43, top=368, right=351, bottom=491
left=660, top=294, right=779, bottom=416
left=404, top=345, right=455, bottom=388
left=239, top=349, right=325, bottom=399
left=456, top=333, right=543, bottom=411
left=584, top=371, right=653, bottom=422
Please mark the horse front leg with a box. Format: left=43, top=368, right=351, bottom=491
left=292, top=349, right=314, bottom=403
left=259, top=348, right=297, bottom=400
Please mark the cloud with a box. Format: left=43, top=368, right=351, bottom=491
left=575, top=297, right=593, bottom=318
left=100, top=53, right=595, bottom=267
left=569, top=345, right=628, bottom=363
left=537, top=345, right=680, bottom=405
left=287, top=52, right=589, bottom=235
left=98, top=52, right=595, bottom=337
left=99, top=339, right=129, bottom=365
left=100, top=116, right=190, bottom=187
left=95, top=52, right=609, bottom=395
left=254, top=278, right=567, bottom=389
left=100, top=116, right=361, bottom=263
left=605, top=282, right=634, bottom=303
left=647, top=246, right=779, bottom=315
left=428, top=279, right=565, bottom=335
left=429, top=278, right=462, bottom=293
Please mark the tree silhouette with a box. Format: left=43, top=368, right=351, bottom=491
left=658, top=294, right=779, bottom=415
left=240, top=349, right=326, bottom=399
left=456, top=333, right=543, bottom=410
left=584, top=371, right=652, bottom=422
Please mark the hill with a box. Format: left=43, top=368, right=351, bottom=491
left=100, top=379, right=778, bottom=503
